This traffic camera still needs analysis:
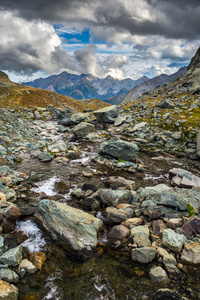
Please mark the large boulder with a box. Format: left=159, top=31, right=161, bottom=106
left=98, top=189, right=133, bottom=207
left=0, top=280, right=18, bottom=300
left=58, top=113, right=87, bottom=126
left=35, top=199, right=103, bottom=259
left=93, top=105, right=118, bottom=123
left=99, top=139, right=139, bottom=162
left=73, top=122, right=95, bottom=138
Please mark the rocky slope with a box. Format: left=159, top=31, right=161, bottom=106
left=122, top=66, right=187, bottom=104
left=23, top=72, right=149, bottom=101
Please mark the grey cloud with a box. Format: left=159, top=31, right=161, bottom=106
left=0, top=0, right=200, bottom=40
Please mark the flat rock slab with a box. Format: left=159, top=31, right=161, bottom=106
left=35, top=199, right=103, bottom=259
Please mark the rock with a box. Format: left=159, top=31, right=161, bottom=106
left=169, top=168, right=200, bottom=188
left=181, top=223, right=196, bottom=239
left=156, top=99, right=175, bottom=109
left=132, top=184, right=171, bottom=203
left=197, top=130, right=200, bottom=157
left=122, top=217, right=143, bottom=228
left=131, top=247, right=157, bottom=263
left=105, top=176, right=135, bottom=190
left=0, top=245, right=22, bottom=267
left=4, top=205, right=21, bottom=220
left=131, top=122, right=147, bottom=132
left=105, top=207, right=133, bottom=224
left=166, top=218, right=183, bottom=229
left=114, top=115, right=125, bottom=126
left=0, top=237, right=4, bottom=256
left=153, top=288, right=186, bottom=300
left=189, top=216, right=200, bottom=233
left=149, top=266, right=169, bottom=284
left=0, top=279, right=18, bottom=299
left=29, top=252, right=46, bottom=270
left=163, top=253, right=177, bottom=267
left=171, top=132, right=182, bottom=140
left=35, top=199, right=103, bottom=259
left=162, top=229, right=186, bottom=253
left=73, top=122, right=95, bottom=138
left=71, top=189, right=82, bottom=198
left=99, top=139, right=139, bottom=162
left=131, top=225, right=151, bottom=247
left=93, top=105, right=118, bottom=123
left=19, top=259, right=37, bottom=274
left=0, top=146, right=7, bottom=156
left=0, top=192, right=6, bottom=201
left=0, top=269, right=19, bottom=283
left=152, top=220, right=167, bottom=239
left=59, top=113, right=86, bottom=126
left=181, top=242, right=200, bottom=265
left=37, top=152, right=53, bottom=162
left=98, top=189, right=133, bottom=207
left=108, top=225, right=130, bottom=242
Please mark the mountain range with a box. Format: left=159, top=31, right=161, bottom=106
left=23, top=67, right=187, bottom=104
left=23, top=72, right=149, bottom=101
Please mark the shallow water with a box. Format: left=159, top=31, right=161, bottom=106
left=12, top=139, right=200, bottom=300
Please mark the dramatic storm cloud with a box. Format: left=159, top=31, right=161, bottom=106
left=0, top=0, right=199, bottom=81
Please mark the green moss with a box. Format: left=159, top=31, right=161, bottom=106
left=187, top=203, right=195, bottom=217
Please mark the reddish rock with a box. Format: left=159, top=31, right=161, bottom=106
left=4, top=205, right=21, bottom=220
left=108, top=225, right=130, bottom=242
left=0, top=212, right=3, bottom=223
left=142, top=207, right=163, bottom=219
left=29, top=252, right=46, bottom=270
left=182, top=223, right=196, bottom=239
left=189, top=217, right=200, bottom=234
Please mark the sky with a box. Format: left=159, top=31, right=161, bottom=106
left=0, top=0, right=199, bottom=82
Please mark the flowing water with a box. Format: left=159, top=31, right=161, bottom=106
left=11, top=126, right=200, bottom=300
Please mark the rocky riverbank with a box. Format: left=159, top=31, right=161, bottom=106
left=0, top=102, right=200, bottom=299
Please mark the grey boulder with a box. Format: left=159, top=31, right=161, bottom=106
left=35, top=199, right=103, bottom=259
left=73, top=122, right=95, bottom=138
left=93, top=105, right=118, bottom=123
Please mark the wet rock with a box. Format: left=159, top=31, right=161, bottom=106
left=122, top=217, right=143, bottom=228
left=153, top=288, right=186, bottom=300
left=105, top=206, right=133, bottom=224
left=108, top=225, right=130, bottom=242
left=0, top=269, right=19, bottom=283
left=149, top=266, right=169, bottom=284
left=35, top=199, right=103, bottom=259
left=19, top=259, right=37, bottom=274
left=73, top=122, right=95, bottom=138
left=93, top=105, right=118, bottom=124
left=0, top=245, right=23, bottom=266
left=80, top=197, right=98, bottom=210
left=0, top=279, right=18, bottom=299
left=99, top=138, right=139, bottom=162
left=105, top=176, right=135, bottom=190
left=29, top=252, right=46, bottom=270
left=131, top=225, right=151, bottom=247
left=131, top=247, right=157, bottom=263
left=162, top=229, right=186, bottom=253
left=71, top=188, right=82, bottom=198
left=98, top=189, right=133, bottom=207
left=181, top=242, right=200, bottom=265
